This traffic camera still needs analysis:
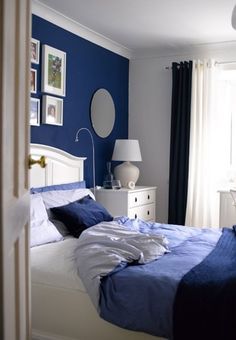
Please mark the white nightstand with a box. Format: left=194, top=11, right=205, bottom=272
left=218, top=190, right=236, bottom=227
left=95, top=186, right=156, bottom=221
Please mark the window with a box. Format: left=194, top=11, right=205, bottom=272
left=217, top=68, right=236, bottom=184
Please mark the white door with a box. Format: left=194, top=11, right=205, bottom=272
left=0, top=0, right=31, bottom=339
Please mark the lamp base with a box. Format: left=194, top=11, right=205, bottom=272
left=114, top=161, right=140, bottom=188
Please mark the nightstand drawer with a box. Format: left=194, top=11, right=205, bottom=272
left=128, top=203, right=155, bottom=221
left=128, top=189, right=155, bottom=208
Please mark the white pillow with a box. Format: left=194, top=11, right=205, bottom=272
left=30, top=194, right=63, bottom=247
left=40, top=188, right=95, bottom=209
left=39, top=188, right=95, bottom=236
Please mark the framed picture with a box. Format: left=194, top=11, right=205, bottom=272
left=31, top=68, right=37, bottom=94
left=41, top=45, right=66, bottom=97
left=30, top=98, right=40, bottom=126
left=31, top=38, right=40, bottom=64
left=42, top=95, right=63, bottom=126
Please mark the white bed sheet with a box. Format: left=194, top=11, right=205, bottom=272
left=31, top=237, right=86, bottom=292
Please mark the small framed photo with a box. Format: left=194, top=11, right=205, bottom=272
left=31, top=68, right=37, bottom=94
left=42, top=95, right=63, bottom=126
left=30, top=98, right=40, bottom=126
left=42, top=45, right=66, bottom=97
left=31, top=38, right=40, bottom=64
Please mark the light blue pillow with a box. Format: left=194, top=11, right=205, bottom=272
left=30, top=194, right=63, bottom=247
left=30, top=180, right=86, bottom=194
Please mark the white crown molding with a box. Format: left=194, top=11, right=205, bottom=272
left=132, top=40, right=236, bottom=60
left=32, top=0, right=133, bottom=60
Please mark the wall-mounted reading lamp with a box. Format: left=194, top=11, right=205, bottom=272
left=75, top=127, right=96, bottom=195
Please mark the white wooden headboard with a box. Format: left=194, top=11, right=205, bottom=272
left=30, top=144, right=86, bottom=188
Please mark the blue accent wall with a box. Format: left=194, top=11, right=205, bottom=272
left=31, top=15, right=129, bottom=188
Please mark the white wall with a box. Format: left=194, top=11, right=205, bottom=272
left=129, top=42, right=236, bottom=223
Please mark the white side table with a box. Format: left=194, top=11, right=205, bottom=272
left=95, top=186, right=156, bottom=221
left=218, top=190, right=236, bottom=227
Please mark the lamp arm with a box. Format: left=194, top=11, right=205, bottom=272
left=75, top=128, right=96, bottom=195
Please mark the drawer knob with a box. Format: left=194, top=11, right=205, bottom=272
left=135, top=214, right=137, bottom=219
left=148, top=195, right=150, bottom=200
left=135, top=197, right=137, bottom=202
left=147, top=210, right=150, bottom=215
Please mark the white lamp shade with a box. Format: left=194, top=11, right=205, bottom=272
left=112, top=139, right=142, bottom=187
left=112, top=139, right=142, bottom=162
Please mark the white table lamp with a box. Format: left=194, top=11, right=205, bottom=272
left=112, top=139, right=142, bottom=188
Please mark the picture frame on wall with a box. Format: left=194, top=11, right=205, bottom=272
left=31, top=68, right=37, bottom=94
left=41, top=45, right=66, bottom=97
left=30, top=98, right=40, bottom=126
left=42, top=95, right=63, bottom=126
left=31, top=38, right=40, bottom=64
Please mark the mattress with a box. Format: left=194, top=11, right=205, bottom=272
left=31, top=237, right=86, bottom=292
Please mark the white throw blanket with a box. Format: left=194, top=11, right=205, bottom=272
left=75, top=221, right=169, bottom=310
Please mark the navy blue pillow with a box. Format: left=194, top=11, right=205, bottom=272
left=50, top=195, right=113, bottom=237
left=30, top=180, right=86, bottom=194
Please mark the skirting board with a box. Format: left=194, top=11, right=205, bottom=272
left=32, top=329, right=80, bottom=340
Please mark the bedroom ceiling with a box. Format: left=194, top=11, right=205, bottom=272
left=35, top=0, right=236, bottom=56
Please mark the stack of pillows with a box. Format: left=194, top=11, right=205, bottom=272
left=30, top=181, right=113, bottom=247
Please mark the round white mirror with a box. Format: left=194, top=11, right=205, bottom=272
left=90, top=88, right=115, bottom=138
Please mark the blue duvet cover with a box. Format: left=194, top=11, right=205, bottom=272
left=76, top=217, right=222, bottom=339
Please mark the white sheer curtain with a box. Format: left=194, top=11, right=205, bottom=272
left=185, top=60, right=228, bottom=227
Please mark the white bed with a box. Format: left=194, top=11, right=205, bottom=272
left=30, top=144, right=165, bottom=340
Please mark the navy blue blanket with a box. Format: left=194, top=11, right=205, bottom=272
left=173, top=227, right=236, bottom=340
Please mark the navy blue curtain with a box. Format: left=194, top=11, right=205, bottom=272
left=168, top=61, right=192, bottom=225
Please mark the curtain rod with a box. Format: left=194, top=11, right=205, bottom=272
left=165, top=60, right=236, bottom=70
left=215, top=61, right=236, bottom=65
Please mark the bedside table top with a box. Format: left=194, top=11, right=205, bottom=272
left=95, top=185, right=156, bottom=193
